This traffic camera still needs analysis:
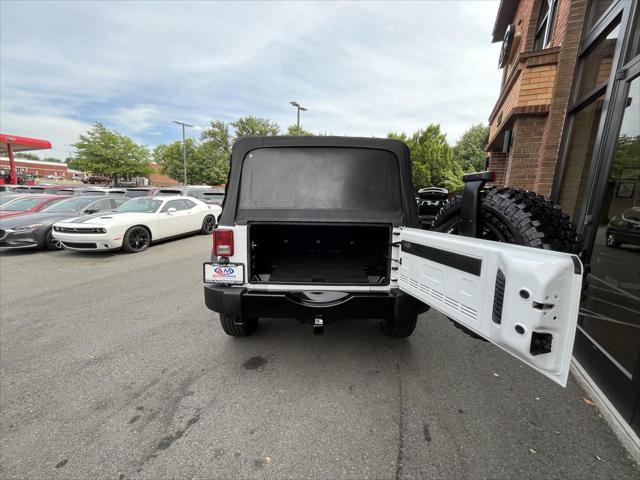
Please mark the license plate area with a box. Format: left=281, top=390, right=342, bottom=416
left=203, top=262, right=244, bottom=284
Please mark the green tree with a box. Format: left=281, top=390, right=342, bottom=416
left=154, top=116, right=282, bottom=185
left=389, top=124, right=463, bottom=192
left=42, top=157, right=64, bottom=163
left=453, top=124, right=489, bottom=173
left=72, top=123, right=151, bottom=181
left=153, top=140, right=213, bottom=185
left=199, top=120, right=233, bottom=184
left=287, top=124, right=314, bottom=136
left=14, top=152, right=40, bottom=160
left=231, top=116, right=279, bottom=138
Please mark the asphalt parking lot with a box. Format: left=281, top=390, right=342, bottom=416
left=0, top=235, right=638, bottom=480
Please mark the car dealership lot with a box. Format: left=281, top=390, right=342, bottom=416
left=0, top=236, right=637, bottom=480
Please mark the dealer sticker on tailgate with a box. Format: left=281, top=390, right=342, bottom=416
left=203, top=262, right=244, bottom=284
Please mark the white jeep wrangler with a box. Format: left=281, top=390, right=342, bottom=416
left=204, top=137, right=582, bottom=386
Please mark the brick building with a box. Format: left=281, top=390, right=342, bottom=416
left=0, top=157, right=77, bottom=180
left=487, top=0, right=639, bottom=444
left=147, top=162, right=180, bottom=186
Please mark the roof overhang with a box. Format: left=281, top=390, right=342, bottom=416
left=0, top=133, right=52, bottom=152
left=492, top=0, right=520, bottom=43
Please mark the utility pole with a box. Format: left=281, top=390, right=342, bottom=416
left=289, top=101, right=308, bottom=134
left=173, top=120, right=194, bottom=185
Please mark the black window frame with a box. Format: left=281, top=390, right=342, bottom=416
left=533, top=0, right=558, bottom=51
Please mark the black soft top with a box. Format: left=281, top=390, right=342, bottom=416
left=219, top=136, right=419, bottom=227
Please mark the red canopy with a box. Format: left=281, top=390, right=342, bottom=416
left=0, top=133, right=52, bottom=185
left=0, top=134, right=52, bottom=152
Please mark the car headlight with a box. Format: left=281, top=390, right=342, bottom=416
left=12, top=223, right=44, bottom=232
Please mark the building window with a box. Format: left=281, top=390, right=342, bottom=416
left=533, top=0, right=557, bottom=50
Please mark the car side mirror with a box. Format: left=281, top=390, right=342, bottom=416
left=85, top=209, right=98, bottom=214
left=167, top=207, right=177, bottom=214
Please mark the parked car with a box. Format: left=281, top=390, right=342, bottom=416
left=124, top=188, right=159, bottom=198
left=12, top=186, right=33, bottom=193
left=155, top=188, right=188, bottom=196
left=53, top=188, right=81, bottom=196
left=0, top=194, right=67, bottom=219
left=190, top=189, right=225, bottom=206
left=605, top=207, right=640, bottom=248
left=52, top=196, right=221, bottom=253
left=417, top=187, right=449, bottom=228
left=78, top=188, right=127, bottom=196
left=0, top=196, right=126, bottom=250
left=85, top=175, right=110, bottom=184
left=203, top=136, right=583, bottom=387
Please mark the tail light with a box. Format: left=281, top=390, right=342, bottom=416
left=213, top=229, right=234, bottom=257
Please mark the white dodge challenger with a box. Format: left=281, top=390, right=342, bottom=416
left=52, top=196, right=221, bottom=253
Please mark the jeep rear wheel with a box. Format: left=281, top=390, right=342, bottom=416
left=381, top=314, right=418, bottom=338
left=219, top=314, right=258, bottom=337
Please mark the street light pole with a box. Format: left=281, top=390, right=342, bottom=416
left=173, top=120, right=194, bottom=185
left=289, top=101, right=308, bottom=134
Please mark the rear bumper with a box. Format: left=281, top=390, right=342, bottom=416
left=203, top=284, right=428, bottom=320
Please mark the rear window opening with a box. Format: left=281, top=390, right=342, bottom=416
left=249, top=223, right=391, bottom=285
left=236, top=147, right=403, bottom=224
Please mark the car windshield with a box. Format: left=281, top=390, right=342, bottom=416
left=117, top=198, right=162, bottom=213
left=203, top=193, right=225, bottom=199
left=0, top=196, right=45, bottom=211
left=40, top=197, right=96, bottom=213
left=156, top=190, right=182, bottom=196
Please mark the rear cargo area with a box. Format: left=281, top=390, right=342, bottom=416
left=249, top=224, right=391, bottom=285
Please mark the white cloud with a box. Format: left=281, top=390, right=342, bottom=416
left=0, top=0, right=502, bottom=153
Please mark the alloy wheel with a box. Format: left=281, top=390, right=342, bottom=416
left=128, top=227, right=150, bottom=251
left=203, top=216, right=216, bottom=234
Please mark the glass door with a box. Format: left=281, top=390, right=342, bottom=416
left=555, top=0, right=640, bottom=433
left=575, top=67, right=640, bottom=426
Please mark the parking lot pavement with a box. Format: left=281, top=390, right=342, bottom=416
left=0, top=236, right=637, bottom=480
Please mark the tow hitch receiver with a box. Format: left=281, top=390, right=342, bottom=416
left=313, top=315, right=324, bottom=335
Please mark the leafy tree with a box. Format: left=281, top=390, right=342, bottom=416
left=153, top=140, right=212, bottom=185
left=72, top=123, right=151, bottom=181
left=231, top=116, right=279, bottom=138
left=453, top=124, right=488, bottom=173
left=14, top=152, right=40, bottom=160
left=199, top=120, right=233, bottom=184
left=42, top=157, right=64, bottom=163
left=389, top=124, right=463, bottom=192
left=287, top=124, right=314, bottom=136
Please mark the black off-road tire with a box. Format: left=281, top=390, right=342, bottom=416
left=220, top=314, right=258, bottom=337
left=381, top=314, right=418, bottom=338
left=432, top=187, right=580, bottom=252
left=44, top=228, right=63, bottom=251
left=122, top=226, right=151, bottom=253
left=432, top=186, right=581, bottom=340
left=201, top=215, right=216, bottom=235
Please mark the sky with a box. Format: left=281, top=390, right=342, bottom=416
left=0, top=1, right=503, bottom=160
